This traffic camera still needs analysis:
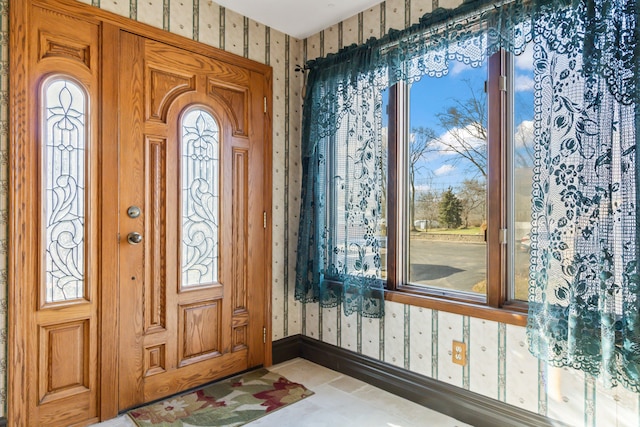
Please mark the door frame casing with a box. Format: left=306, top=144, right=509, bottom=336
left=9, top=0, right=273, bottom=423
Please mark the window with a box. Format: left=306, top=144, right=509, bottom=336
left=381, top=42, right=534, bottom=314
left=296, top=2, right=547, bottom=323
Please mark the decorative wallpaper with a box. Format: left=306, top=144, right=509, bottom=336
left=301, top=1, right=640, bottom=427
left=3, top=0, right=640, bottom=426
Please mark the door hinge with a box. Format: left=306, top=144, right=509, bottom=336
left=499, top=75, right=507, bottom=92
left=499, top=228, right=508, bottom=244
left=264, top=96, right=267, bottom=113
left=484, top=80, right=488, bottom=93
left=263, top=327, right=267, bottom=343
left=263, top=211, right=267, bottom=229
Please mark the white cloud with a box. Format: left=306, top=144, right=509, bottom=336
left=514, top=120, right=534, bottom=148
left=434, top=164, right=456, bottom=176
left=515, top=75, right=534, bottom=92
left=449, top=60, right=471, bottom=76
left=431, top=124, right=485, bottom=153
left=515, top=46, right=534, bottom=71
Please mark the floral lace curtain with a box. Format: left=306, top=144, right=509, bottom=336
left=297, top=0, right=640, bottom=391
left=527, top=0, right=640, bottom=390
left=295, top=51, right=388, bottom=318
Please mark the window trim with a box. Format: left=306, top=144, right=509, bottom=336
left=383, top=50, right=529, bottom=326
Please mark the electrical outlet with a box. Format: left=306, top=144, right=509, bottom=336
left=452, top=340, right=467, bottom=366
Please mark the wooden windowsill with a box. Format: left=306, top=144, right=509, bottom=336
left=385, top=290, right=528, bottom=327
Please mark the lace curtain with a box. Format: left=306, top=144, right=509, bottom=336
left=296, top=0, right=640, bottom=391
left=295, top=52, right=388, bottom=318
left=527, top=0, right=640, bottom=390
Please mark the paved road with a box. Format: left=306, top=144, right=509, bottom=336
left=408, top=239, right=486, bottom=293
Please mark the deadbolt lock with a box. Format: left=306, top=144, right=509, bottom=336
left=127, top=206, right=141, bottom=218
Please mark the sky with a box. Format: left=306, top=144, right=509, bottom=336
left=383, top=43, right=536, bottom=194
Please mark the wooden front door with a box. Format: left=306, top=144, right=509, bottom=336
left=116, top=31, right=269, bottom=410
left=10, top=1, right=272, bottom=424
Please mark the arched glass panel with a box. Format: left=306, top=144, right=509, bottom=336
left=43, top=78, right=87, bottom=303
left=181, top=109, right=219, bottom=287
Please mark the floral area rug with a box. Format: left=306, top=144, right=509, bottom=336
left=128, top=368, right=314, bottom=426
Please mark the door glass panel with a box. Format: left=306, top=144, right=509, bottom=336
left=43, top=78, right=87, bottom=303
left=181, top=109, right=219, bottom=287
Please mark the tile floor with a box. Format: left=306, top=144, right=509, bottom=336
left=91, top=358, right=472, bottom=427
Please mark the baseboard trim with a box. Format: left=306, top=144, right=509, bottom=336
left=273, top=335, right=562, bottom=427
left=272, top=334, right=302, bottom=364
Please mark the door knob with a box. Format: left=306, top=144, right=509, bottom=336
left=127, top=232, right=143, bottom=245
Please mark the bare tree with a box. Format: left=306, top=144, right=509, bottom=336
left=409, top=126, right=437, bottom=230
left=416, top=186, right=440, bottom=229
left=458, top=179, right=486, bottom=228
left=434, top=80, right=487, bottom=178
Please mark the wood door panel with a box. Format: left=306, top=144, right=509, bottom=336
left=146, top=66, right=197, bottom=122
left=232, top=148, right=249, bottom=314
left=143, top=344, right=167, bottom=377
left=144, top=136, right=168, bottom=333
left=34, top=6, right=98, bottom=72
left=208, top=82, right=249, bottom=136
left=38, top=31, right=92, bottom=68
left=18, top=4, right=101, bottom=425
left=38, top=319, right=90, bottom=403
left=179, top=300, right=222, bottom=363
left=118, top=32, right=268, bottom=411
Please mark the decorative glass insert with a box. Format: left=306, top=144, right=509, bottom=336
left=44, top=78, right=87, bottom=303
left=181, top=109, right=219, bottom=287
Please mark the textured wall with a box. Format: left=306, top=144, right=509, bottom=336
left=301, top=1, right=640, bottom=426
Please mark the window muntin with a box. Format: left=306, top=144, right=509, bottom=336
left=181, top=108, right=219, bottom=288
left=406, top=59, right=488, bottom=296
left=43, top=78, right=88, bottom=303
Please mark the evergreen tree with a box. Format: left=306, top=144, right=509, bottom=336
left=438, top=187, right=462, bottom=229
